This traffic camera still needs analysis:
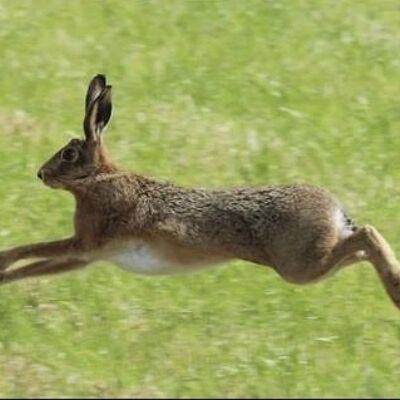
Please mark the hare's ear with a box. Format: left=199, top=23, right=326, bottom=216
left=85, top=74, right=106, bottom=112
left=83, top=85, right=112, bottom=142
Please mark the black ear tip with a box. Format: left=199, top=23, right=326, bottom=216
left=93, top=74, right=106, bottom=85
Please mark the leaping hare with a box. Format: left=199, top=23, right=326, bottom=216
left=1, top=74, right=399, bottom=310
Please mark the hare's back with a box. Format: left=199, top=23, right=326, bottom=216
left=217, top=184, right=356, bottom=266
left=212, top=184, right=349, bottom=231
left=170, top=184, right=356, bottom=264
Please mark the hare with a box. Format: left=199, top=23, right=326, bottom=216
left=1, top=74, right=400, bottom=310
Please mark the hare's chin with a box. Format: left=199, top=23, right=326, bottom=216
left=42, top=178, right=64, bottom=189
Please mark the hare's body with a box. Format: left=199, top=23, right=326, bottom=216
left=1, top=74, right=400, bottom=312
left=70, top=171, right=353, bottom=281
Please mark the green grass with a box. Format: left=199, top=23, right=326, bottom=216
left=0, top=0, right=400, bottom=397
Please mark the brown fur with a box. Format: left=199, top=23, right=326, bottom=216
left=1, top=74, right=400, bottom=311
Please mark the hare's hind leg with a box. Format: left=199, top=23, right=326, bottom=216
left=311, top=225, right=400, bottom=309
left=0, top=258, right=88, bottom=285
left=354, top=225, right=400, bottom=309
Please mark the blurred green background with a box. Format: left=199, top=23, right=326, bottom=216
left=0, top=0, right=400, bottom=397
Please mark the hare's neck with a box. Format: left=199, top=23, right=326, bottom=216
left=71, top=172, right=146, bottom=205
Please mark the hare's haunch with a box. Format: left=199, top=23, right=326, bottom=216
left=1, top=75, right=400, bottom=311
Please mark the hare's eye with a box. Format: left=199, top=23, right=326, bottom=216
left=61, top=148, right=78, bottom=162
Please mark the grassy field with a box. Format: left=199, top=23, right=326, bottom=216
left=0, top=0, right=400, bottom=397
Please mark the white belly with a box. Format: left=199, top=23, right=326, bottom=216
left=105, top=241, right=215, bottom=275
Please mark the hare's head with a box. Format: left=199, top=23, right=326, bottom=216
left=38, top=74, right=115, bottom=189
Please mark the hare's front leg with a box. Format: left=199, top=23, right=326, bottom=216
left=0, top=237, right=80, bottom=271
left=0, top=257, right=88, bottom=285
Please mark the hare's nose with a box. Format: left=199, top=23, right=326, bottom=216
left=37, top=170, right=44, bottom=180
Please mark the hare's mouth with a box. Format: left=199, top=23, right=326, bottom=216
left=39, top=172, right=64, bottom=189
left=41, top=172, right=90, bottom=189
